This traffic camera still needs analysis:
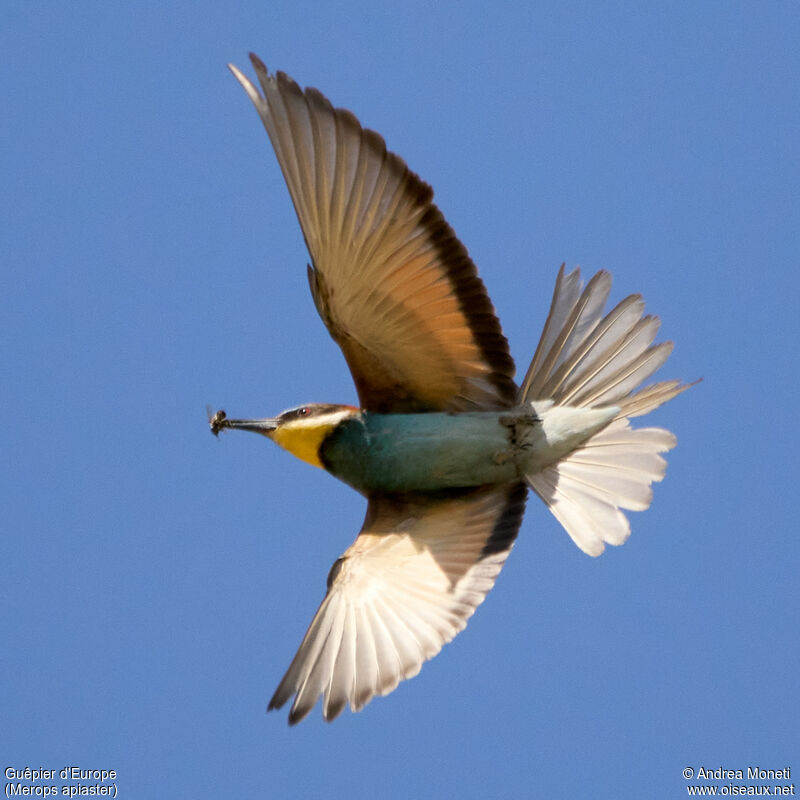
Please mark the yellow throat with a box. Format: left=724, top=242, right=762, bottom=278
left=270, top=411, right=353, bottom=469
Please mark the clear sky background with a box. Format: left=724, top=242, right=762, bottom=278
left=3, top=2, right=798, bottom=798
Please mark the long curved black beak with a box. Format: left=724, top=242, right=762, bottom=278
left=209, top=409, right=278, bottom=437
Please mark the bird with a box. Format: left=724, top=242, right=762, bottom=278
left=211, top=53, right=692, bottom=725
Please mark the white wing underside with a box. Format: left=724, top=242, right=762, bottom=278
left=269, top=484, right=526, bottom=724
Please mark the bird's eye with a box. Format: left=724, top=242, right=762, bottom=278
left=298, top=407, right=310, bottom=416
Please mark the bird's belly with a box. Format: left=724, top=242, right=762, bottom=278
left=320, top=412, right=519, bottom=493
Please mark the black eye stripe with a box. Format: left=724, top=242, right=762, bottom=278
left=282, top=406, right=312, bottom=422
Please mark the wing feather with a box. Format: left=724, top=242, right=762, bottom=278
left=268, top=484, right=527, bottom=724
left=230, top=55, right=516, bottom=412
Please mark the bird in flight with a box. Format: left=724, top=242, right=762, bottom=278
left=211, top=54, right=691, bottom=725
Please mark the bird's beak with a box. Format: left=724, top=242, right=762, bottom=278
left=209, top=409, right=278, bottom=438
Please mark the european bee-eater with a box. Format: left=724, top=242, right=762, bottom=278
left=211, top=54, right=691, bottom=725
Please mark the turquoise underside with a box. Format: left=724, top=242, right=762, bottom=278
left=320, top=411, right=518, bottom=494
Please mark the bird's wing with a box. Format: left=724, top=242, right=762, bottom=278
left=229, top=55, right=516, bottom=412
left=268, top=483, right=527, bottom=724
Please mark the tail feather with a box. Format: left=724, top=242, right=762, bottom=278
left=520, top=267, right=612, bottom=401
left=543, top=295, right=647, bottom=401
left=521, top=267, right=691, bottom=555
left=619, top=379, right=694, bottom=418
left=569, top=339, right=674, bottom=408
left=557, top=315, right=661, bottom=405
left=528, top=463, right=632, bottom=556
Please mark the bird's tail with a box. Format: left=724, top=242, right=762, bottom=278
left=518, top=266, right=692, bottom=556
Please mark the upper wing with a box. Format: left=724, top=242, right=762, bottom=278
left=229, top=55, right=516, bottom=412
left=268, top=483, right=527, bottom=724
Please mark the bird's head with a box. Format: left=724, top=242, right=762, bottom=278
left=210, top=403, right=359, bottom=468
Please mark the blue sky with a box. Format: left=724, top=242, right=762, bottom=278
left=2, top=2, right=798, bottom=798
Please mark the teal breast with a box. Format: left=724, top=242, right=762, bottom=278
left=319, top=412, right=518, bottom=494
